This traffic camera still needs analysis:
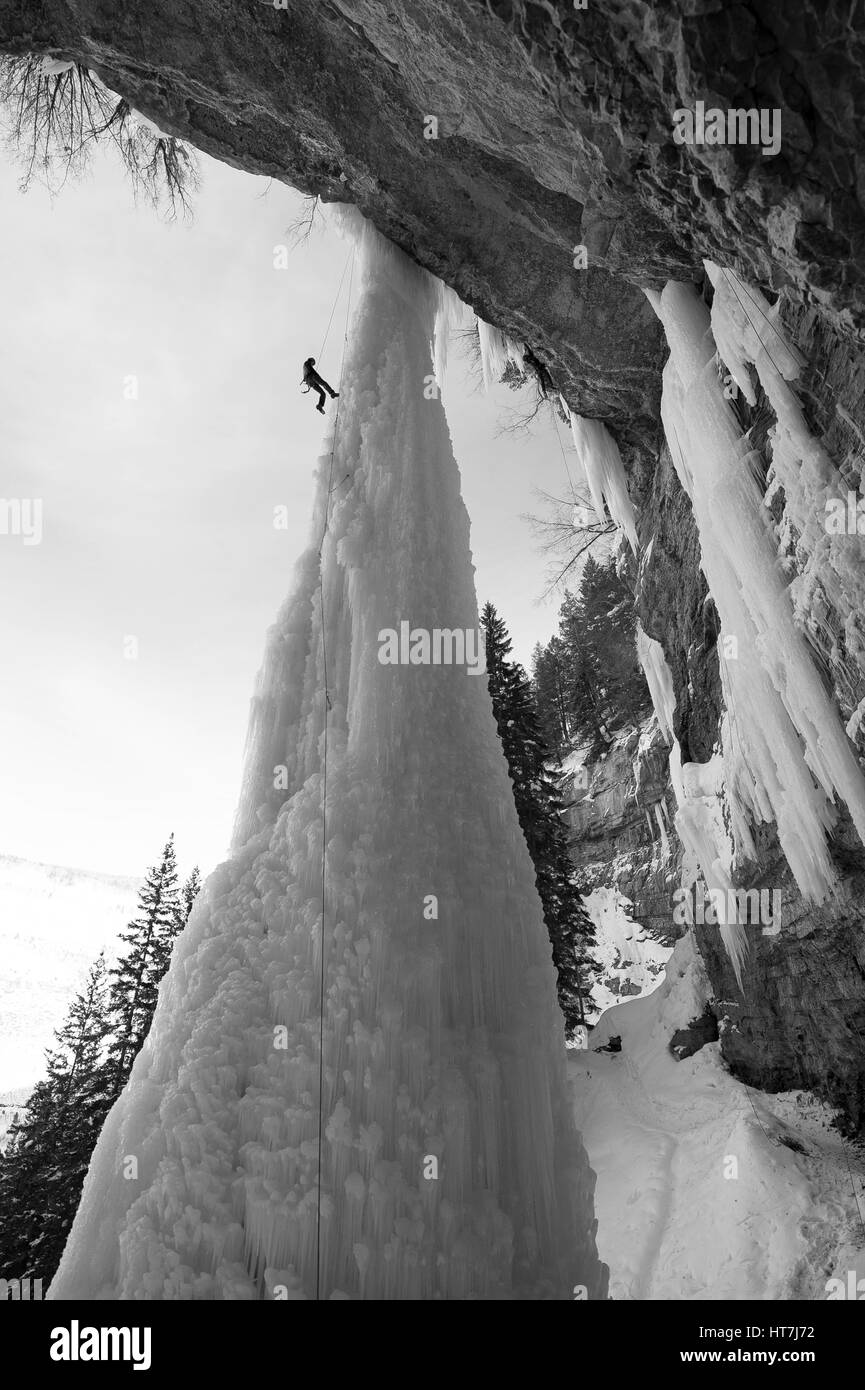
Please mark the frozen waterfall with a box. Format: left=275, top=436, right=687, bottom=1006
left=49, top=217, right=606, bottom=1302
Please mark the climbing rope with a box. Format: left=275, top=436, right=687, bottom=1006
left=550, top=401, right=578, bottom=506
left=722, top=271, right=797, bottom=373
left=315, top=245, right=356, bottom=1301
left=317, top=248, right=354, bottom=365
left=299, top=249, right=354, bottom=395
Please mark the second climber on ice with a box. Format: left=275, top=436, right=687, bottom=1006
left=301, top=357, right=339, bottom=414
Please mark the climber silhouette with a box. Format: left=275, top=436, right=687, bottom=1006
left=301, top=357, right=339, bottom=414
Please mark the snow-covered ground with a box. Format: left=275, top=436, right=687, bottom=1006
left=573, top=935, right=865, bottom=1300
left=0, top=855, right=140, bottom=1094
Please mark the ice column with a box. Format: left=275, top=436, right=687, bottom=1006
left=50, top=218, right=606, bottom=1302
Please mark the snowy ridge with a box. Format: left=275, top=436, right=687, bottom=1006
left=51, top=216, right=605, bottom=1301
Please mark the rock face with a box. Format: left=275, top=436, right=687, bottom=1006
left=669, top=1004, right=719, bottom=1062
left=564, top=722, right=680, bottom=945
left=3, top=2, right=865, bottom=1127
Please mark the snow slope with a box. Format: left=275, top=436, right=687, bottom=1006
left=50, top=215, right=606, bottom=1302
left=0, top=855, right=140, bottom=1093
left=573, top=935, right=865, bottom=1299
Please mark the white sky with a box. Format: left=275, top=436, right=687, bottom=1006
left=0, top=146, right=577, bottom=879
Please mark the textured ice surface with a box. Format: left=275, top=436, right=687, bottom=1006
left=706, top=261, right=865, bottom=695
left=50, top=219, right=605, bottom=1302
left=476, top=319, right=524, bottom=392
left=564, top=408, right=638, bottom=553
left=654, top=280, right=865, bottom=916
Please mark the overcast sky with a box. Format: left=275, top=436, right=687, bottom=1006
left=0, top=144, right=579, bottom=879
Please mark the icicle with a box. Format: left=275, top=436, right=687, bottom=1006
left=655, top=277, right=865, bottom=911
left=675, top=755, right=748, bottom=981
left=432, top=282, right=474, bottom=392
left=654, top=803, right=671, bottom=861
left=635, top=622, right=676, bottom=744
left=638, top=629, right=747, bottom=977
left=476, top=318, right=525, bottom=391
left=564, top=410, right=638, bottom=553
left=705, top=261, right=865, bottom=685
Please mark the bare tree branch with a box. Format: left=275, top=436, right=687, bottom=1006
left=524, top=483, right=616, bottom=599
left=0, top=56, right=199, bottom=218
left=284, top=194, right=322, bottom=247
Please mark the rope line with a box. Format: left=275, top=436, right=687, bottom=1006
left=550, top=402, right=578, bottom=504
left=723, top=272, right=795, bottom=389
left=315, top=245, right=356, bottom=1301
left=317, top=248, right=354, bottom=366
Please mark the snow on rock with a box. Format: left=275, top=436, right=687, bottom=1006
left=564, top=408, right=638, bottom=553
left=583, top=887, right=670, bottom=1018
left=574, top=935, right=865, bottom=1299
left=654, top=278, right=865, bottom=914
left=50, top=215, right=606, bottom=1302
left=637, top=623, right=748, bottom=979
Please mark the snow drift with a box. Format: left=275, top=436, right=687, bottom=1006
left=49, top=217, right=606, bottom=1301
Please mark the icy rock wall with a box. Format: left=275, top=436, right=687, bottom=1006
left=49, top=219, right=606, bottom=1302
left=706, top=262, right=865, bottom=720
left=651, top=281, right=865, bottom=925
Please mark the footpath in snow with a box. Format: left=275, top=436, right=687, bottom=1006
left=573, top=934, right=865, bottom=1300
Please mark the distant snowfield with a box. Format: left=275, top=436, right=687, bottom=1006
left=0, top=855, right=140, bottom=1095
left=574, top=935, right=865, bottom=1300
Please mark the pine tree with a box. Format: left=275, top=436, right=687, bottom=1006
left=535, top=556, right=651, bottom=754
left=180, top=865, right=201, bottom=927
left=575, top=554, right=647, bottom=737
left=0, top=956, right=111, bottom=1285
left=0, top=1079, right=56, bottom=1280
left=0, top=836, right=197, bottom=1289
left=106, top=834, right=183, bottom=1097
left=482, top=602, right=597, bottom=1030
left=532, top=637, right=570, bottom=758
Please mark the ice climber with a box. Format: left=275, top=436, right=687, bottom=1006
left=301, top=357, right=339, bottom=414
